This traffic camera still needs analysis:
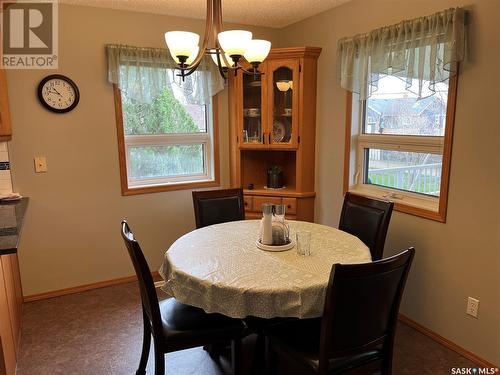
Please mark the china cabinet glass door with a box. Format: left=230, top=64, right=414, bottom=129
left=240, top=69, right=266, bottom=147
left=268, top=60, right=299, bottom=148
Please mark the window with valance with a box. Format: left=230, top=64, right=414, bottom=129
left=106, top=44, right=225, bottom=194
left=340, top=8, right=467, bottom=221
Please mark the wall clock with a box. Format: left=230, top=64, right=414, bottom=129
left=37, top=74, right=80, bottom=113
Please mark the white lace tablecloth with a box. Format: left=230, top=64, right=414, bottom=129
left=159, top=220, right=370, bottom=319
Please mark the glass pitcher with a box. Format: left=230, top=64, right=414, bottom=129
left=272, top=204, right=290, bottom=245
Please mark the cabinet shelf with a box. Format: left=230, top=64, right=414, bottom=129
left=244, top=186, right=315, bottom=198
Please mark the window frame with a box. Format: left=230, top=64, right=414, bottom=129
left=113, top=84, right=220, bottom=195
left=343, top=73, right=458, bottom=222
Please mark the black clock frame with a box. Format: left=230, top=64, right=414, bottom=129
left=37, top=74, right=80, bottom=113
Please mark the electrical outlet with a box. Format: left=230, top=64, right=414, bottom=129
left=466, top=297, right=479, bottom=318
left=34, top=156, right=47, bottom=173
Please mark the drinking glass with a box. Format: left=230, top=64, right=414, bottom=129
left=296, top=231, right=311, bottom=256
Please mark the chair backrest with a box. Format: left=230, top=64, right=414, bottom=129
left=192, top=188, right=245, bottom=229
left=121, top=221, right=163, bottom=336
left=319, top=248, right=415, bottom=372
left=338, top=192, right=394, bottom=260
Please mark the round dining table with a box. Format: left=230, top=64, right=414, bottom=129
left=159, top=220, right=371, bottom=319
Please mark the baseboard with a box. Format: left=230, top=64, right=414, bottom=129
left=23, top=271, right=161, bottom=302
left=398, top=314, right=498, bottom=369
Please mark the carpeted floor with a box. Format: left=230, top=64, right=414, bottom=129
left=16, top=282, right=476, bottom=374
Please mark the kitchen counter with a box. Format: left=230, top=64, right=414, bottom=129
left=0, top=198, right=28, bottom=255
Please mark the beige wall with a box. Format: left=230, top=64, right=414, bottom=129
left=7, top=5, right=277, bottom=295
left=275, top=0, right=500, bottom=364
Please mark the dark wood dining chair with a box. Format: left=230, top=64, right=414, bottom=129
left=338, top=192, right=394, bottom=260
left=264, top=248, right=415, bottom=375
left=192, top=188, right=245, bottom=229
left=121, top=220, right=245, bottom=375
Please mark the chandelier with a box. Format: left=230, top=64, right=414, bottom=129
left=165, top=0, right=271, bottom=80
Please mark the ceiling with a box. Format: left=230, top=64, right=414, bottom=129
left=60, top=0, right=352, bottom=28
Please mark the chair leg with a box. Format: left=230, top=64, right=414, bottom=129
left=250, top=333, right=266, bottom=375
left=231, top=338, right=242, bottom=375
left=381, top=345, right=393, bottom=375
left=154, top=340, right=165, bottom=375
left=381, top=359, right=392, bottom=375
left=136, top=310, right=152, bottom=375
left=264, top=336, right=272, bottom=375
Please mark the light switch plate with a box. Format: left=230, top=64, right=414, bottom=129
left=34, top=156, right=47, bottom=173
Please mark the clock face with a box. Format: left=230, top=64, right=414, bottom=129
left=38, top=75, right=80, bottom=113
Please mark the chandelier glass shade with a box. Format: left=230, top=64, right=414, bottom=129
left=164, top=0, right=271, bottom=79
left=217, top=30, right=253, bottom=58
left=164, top=31, right=199, bottom=60
left=244, top=39, right=272, bottom=64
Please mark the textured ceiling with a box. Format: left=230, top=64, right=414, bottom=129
left=60, top=0, right=352, bottom=28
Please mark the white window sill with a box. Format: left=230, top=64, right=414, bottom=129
left=349, top=184, right=444, bottom=221
left=128, top=177, right=215, bottom=189
left=122, top=178, right=220, bottom=195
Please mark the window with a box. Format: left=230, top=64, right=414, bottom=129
left=338, top=8, right=465, bottom=222
left=344, top=74, right=457, bottom=222
left=114, top=83, right=219, bottom=195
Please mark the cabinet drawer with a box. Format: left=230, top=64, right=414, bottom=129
left=243, top=195, right=253, bottom=211
left=282, top=198, right=297, bottom=215
left=252, top=196, right=282, bottom=212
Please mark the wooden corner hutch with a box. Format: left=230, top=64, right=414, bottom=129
left=229, top=47, right=321, bottom=221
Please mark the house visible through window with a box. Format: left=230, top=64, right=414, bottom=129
left=345, top=73, right=457, bottom=221
left=362, top=75, right=448, bottom=196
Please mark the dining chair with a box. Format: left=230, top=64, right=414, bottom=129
left=121, top=220, right=245, bottom=375
left=338, top=192, right=394, bottom=260
left=192, top=188, right=245, bottom=229
left=264, top=247, right=415, bottom=375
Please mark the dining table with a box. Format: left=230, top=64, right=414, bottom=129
left=160, top=220, right=371, bottom=319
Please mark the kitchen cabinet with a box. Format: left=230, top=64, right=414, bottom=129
left=0, top=254, right=22, bottom=375
left=0, top=199, right=28, bottom=375
left=0, top=70, right=12, bottom=140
